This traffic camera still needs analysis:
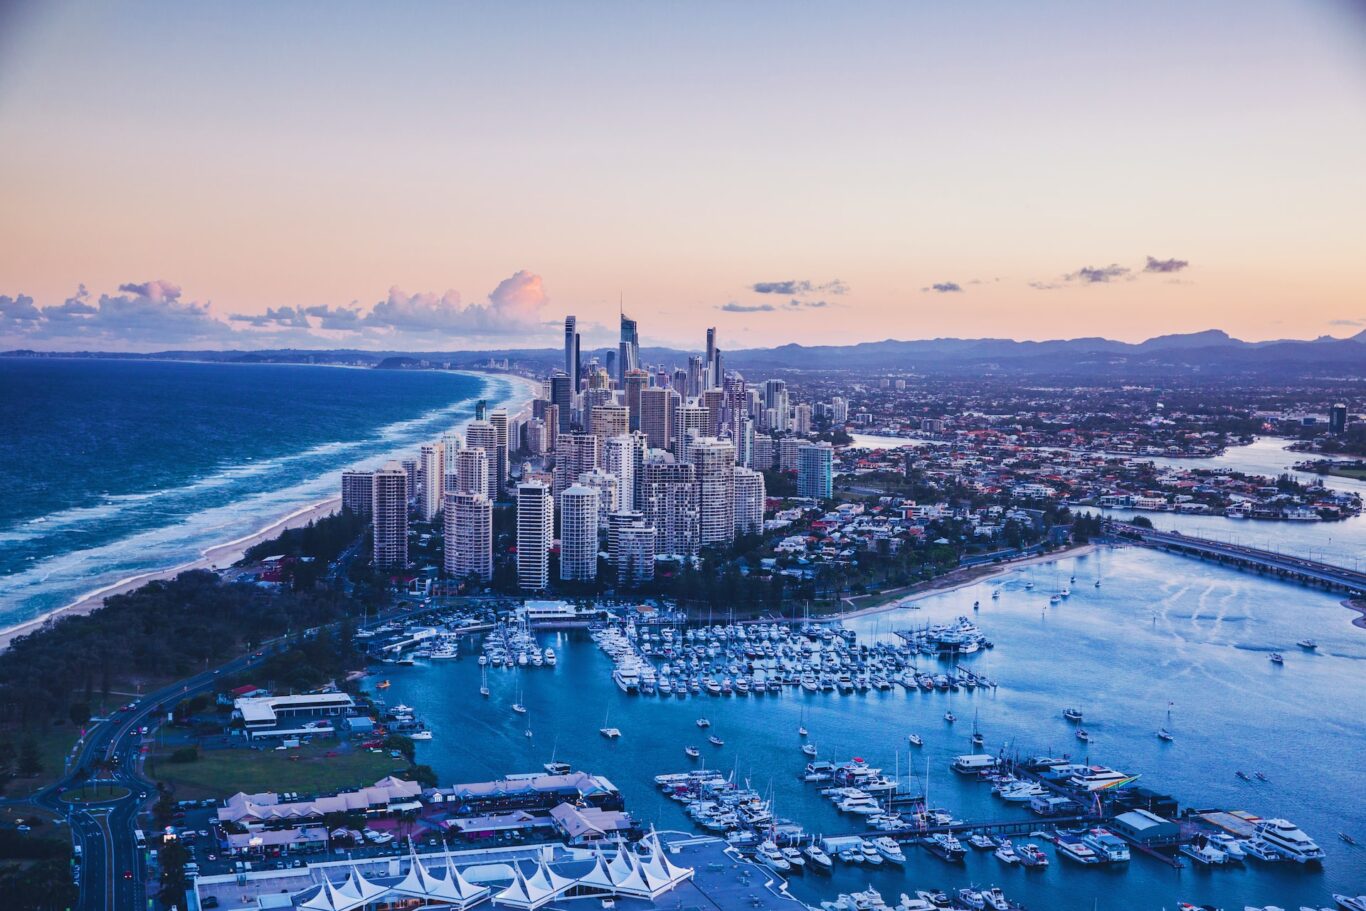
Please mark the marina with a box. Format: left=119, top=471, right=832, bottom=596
left=373, top=544, right=1366, bottom=910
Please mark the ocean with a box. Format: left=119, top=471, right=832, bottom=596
left=0, top=357, right=516, bottom=631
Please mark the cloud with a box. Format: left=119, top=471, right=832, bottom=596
left=785, top=299, right=831, bottom=309
left=5, top=279, right=232, bottom=345
left=303, top=303, right=365, bottom=331
left=40, top=285, right=98, bottom=323
left=230, top=305, right=312, bottom=328
left=1064, top=264, right=1131, bottom=283
left=365, top=270, right=551, bottom=336
left=751, top=279, right=848, bottom=296
left=0, top=293, right=42, bottom=328
left=1143, top=255, right=1189, bottom=274
left=720, top=301, right=776, bottom=313
left=924, top=282, right=963, bottom=293
left=1028, top=281, right=1063, bottom=291
left=1328, top=317, right=1365, bottom=327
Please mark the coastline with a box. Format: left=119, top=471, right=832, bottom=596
left=835, top=542, right=1100, bottom=621
left=0, top=369, right=539, bottom=652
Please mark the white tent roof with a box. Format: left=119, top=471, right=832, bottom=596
left=576, top=848, right=615, bottom=891
left=446, top=853, right=492, bottom=902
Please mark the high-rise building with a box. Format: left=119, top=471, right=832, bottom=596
left=624, top=369, right=649, bottom=431
left=400, top=458, right=419, bottom=502
left=564, top=316, right=580, bottom=392
left=525, top=418, right=548, bottom=455
left=1330, top=403, right=1348, bottom=435
left=831, top=396, right=849, bottom=424
left=674, top=402, right=710, bottom=463
left=542, top=404, right=559, bottom=453
left=443, top=491, right=492, bottom=581
left=686, top=355, right=704, bottom=399
left=733, top=418, right=754, bottom=469
left=639, top=457, right=699, bottom=559
left=576, top=468, right=620, bottom=527
left=516, top=481, right=553, bottom=591
left=372, top=461, right=409, bottom=568
left=341, top=470, right=373, bottom=516
left=639, top=387, right=675, bottom=451
left=549, top=372, right=573, bottom=433
left=441, top=432, right=464, bottom=493
left=701, top=388, right=727, bottom=437
left=465, top=420, right=500, bottom=500
left=618, top=313, right=639, bottom=383
left=452, top=447, right=490, bottom=499
left=752, top=433, right=774, bottom=470
left=558, top=485, right=599, bottom=582
left=590, top=404, right=629, bottom=451
left=488, top=409, right=509, bottom=489
left=793, top=403, right=812, bottom=435
left=798, top=441, right=834, bottom=500
left=553, top=431, right=599, bottom=503
left=614, top=521, right=656, bottom=585
left=690, top=437, right=736, bottom=547
left=733, top=466, right=766, bottom=536
left=603, top=435, right=637, bottom=513
left=705, top=326, right=718, bottom=387
left=779, top=436, right=803, bottom=471
left=419, top=442, right=443, bottom=521
left=671, top=367, right=688, bottom=397
left=606, top=509, right=645, bottom=564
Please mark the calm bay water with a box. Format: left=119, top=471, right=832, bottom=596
left=383, top=547, right=1366, bottom=911
left=0, top=358, right=512, bottom=628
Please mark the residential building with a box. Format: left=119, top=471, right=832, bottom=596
left=603, top=435, right=637, bottom=512
left=372, top=461, right=409, bottom=568
left=553, top=432, right=599, bottom=503
left=419, top=443, right=443, bottom=521
left=465, top=420, right=501, bottom=499
left=444, top=491, right=492, bottom=581
left=590, top=404, right=629, bottom=451
left=732, top=466, right=766, bottom=535
left=576, top=468, right=620, bottom=527
left=441, top=432, right=464, bottom=493
left=639, top=386, right=676, bottom=451
left=451, top=447, right=489, bottom=500
left=488, top=409, right=509, bottom=489
left=549, top=371, right=573, bottom=433
left=674, top=402, right=709, bottom=462
left=516, top=481, right=553, bottom=591
left=614, top=523, right=656, bottom=584
left=341, top=469, right=373, bottom=516
left=639, top=457, right=699, bottom=559
left=559, top=485, right=599, bottom=582
left=690, top=436, right=735, bottom=547
left=798, top=441, right=834, bottom=500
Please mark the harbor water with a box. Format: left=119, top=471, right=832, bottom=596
left=380, top=545, right=1366, bottom=911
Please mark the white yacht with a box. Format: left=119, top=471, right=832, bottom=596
left=756, top=840, right=790, bottom=872
left=873, top=836, right=905, bottom=863
left=803, top=842, right=833, bottom=872
left=1081, top=828, right=1130, bottom=862
left=1255, top=819, right=1325, bottom=863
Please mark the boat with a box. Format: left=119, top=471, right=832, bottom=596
left=1341, top=833, right=1358, bottom=845
left=958, top=888, right=985, bottom=910
left=994, top=839, right=1020, bottom=864
left=1075, top=728, right=1091, bottom=742
left=837, top=848, right=863, bottom=864
left=1055, top=833, right=1100, bottom=863
left=708, top=735, right=724, bottom=746
left=1206, top=832, right=1245, bottom=860
left=1049, top=594, right=1062, bottom=605
left=967, top=832, right=996, bottom=850
left=1063, top=707, right=1083, bottom=723
left=1180, top=839, right=1228, bottom=865
left=1270, top=652, right=1284, bottom=665
left=408, top=729, right=432, bottom=741
left=860, top=840, right=883, bottom=865
left=924, top=833, right=966, bottom=862
left=1236, top=770, right=1251, bottom=781
left=981, top=887, right=1009, bottom=911
left=1158, top=702, right=1175, bottom=741
left=804, top=760, right=836, bottom=782
left=1255, top=771, right=1268, bottom=781
left=696, top=717, right=710, bottom=728
left=803, top=842, right=833, bottom=872
left=1242, top=839, right=1283, bottom=862
left=543, top=761, right=571, bottom=774
left=991, top=590, right=1000, bottom=599
left=781, top=846, right=806, bottom=870
left=479, top=666, right=489, bottom=698
left=1297, top=638, right=1318, bottom=650
left=802, top=743, right=818, bottom=757
left=1016, top=843, right=1049, bottom=867
left=1333, top=896, right=1366, bottom=911
left=599, top=709, right=620, bottom=739
left=376, top=680, right=391, bottom=689
left=944, top=711, right=956, bottom=723
left=873, top=836, right=905, bottom=863
left=684, top=746, right=700, bottom=759
left=907, top=734, right=923, bottom=747
left=756, top=840, right=790, bottom=872
left=511, top=702, right=527, bottom=714
left=1254, top=819, right=1325, bottom=863
left=1082, top=828, right=1130, bottom=862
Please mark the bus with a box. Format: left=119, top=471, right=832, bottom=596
left=133, top=830, right=146, bottom=849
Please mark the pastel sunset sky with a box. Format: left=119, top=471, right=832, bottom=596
left=2, top=1, right=1365, bottom=351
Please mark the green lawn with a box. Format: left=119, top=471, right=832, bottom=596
left=146, top=742, right=408, bottom=799
left=1324, top=465, right=1366, bottom=480
left=1, top=724, right=82, bottom=796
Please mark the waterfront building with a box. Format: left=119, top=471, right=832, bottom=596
left=444, top=491, right=492, bottom=581
left=639, top=457, right=699, bottom=559
left=489, top=409, right=510, bottom=489
left=732, top=466, right=766, bottom=535
left=603, top=435, right=637, bottom=512
left=614, top=522, right=656, bottom=584
left=441, top=432, right=463, bottom=494
left=690, top=436, right=735, bottom=547
left=372, top=461, right=409, bottom=568
left=639, top=386, right=676, bottom=451
left=559, top=485, right=600, bottom=582
left=798, top=441, right=834, bottom=499
left=341, top=469, right=373, bottom=516
left=419, top=443, right=444, bottom=521
left=576, top=468, right=620, bottom=527
left=465, top=420, right=501, bottom=499
left=606, top=510, right=645, bottom=565
left=400, top=457, right=419, bottom=502
left=516, top=481, right=553, bottom=591
left=553, top=431, right=599, bottom=503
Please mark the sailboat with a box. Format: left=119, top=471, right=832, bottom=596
left=479, top=665, right=490, bottom=698
left=523, top=708, right=533, bottom=738
left=798, top=704, right=809, bottom=738
left=1157, top=702, right=1175, bottom=742
left=801, top=742, right=818, bottom=757
left=543, top=737, right=570, bottom=774
left=971, top=709, right=984, bottom=747
left=511, top=681, right=527, bottom=714
left=599, top=708, right=621, bottom=739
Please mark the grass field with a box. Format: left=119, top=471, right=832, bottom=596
left=146, top=742, right=408, bottom=799
left=1324, top=465, right=1366, bottom=480
left=1, top=724, right=82, bottom=796
left=59, top=786, right=131, bottom=804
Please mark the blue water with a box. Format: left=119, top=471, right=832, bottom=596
left=0, top=358, right=516, bottom=628
left=381, top=547, right=1366, bottom=911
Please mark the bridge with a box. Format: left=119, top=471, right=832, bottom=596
left=1110, top=522, right=1366, bottom=596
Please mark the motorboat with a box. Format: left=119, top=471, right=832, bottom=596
left=1016, top=843, right=1049, bottom=867
left=684, top=746, right=700, bottom=759
left=1270, top=652, right=1285, bottom=665
left=802, top=743, right=818, bottom=757
left=1206, top=832, right=1245, bottom=861
left=756, top=840, right=790, bottom=872
left=860, top=840, right=884, bottom=864
left=543, top=761, right=571, bottom=774
left=1254, top=819, right=1325, bottom=863
left=873, top=836, right=905, bottom=863
left=599, top=726, right=621, bottom=738
left=994, top=839, right=1019, bottom=864
left=1055, top=833, right=1101, bottom=863
left=1333, top=896, right=1366, bottom=911
left=696, top=717, right=710, bottom=727
left=957, top=889, right=985, bottom=910
left=981, top=887, right=1010, bottom=911
left=803, top=842, right=833, bottom=872
left=408, top=729, right=432, bottom=741
left=907, top=734, right=923, bottom=747
left=781, top=846, right=806, bottom=870
left=708, top=735, right=724, bottom=746
left=1075, top=728, right=1091, bottom=742
left=967, top=832, right=996, bottom=850
left=1297, top=638, right=1318, bottom=650
left=1180, top=839, right=1228, bottom=865
left=837, top=847, right=863, bottom=864
left=924, top=833, right=966, bottom=862
left=1063, top=707, right=1083, bottom=723
left=1082, top=828, right=1131, bottom=862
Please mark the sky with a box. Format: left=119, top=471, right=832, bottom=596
left=2, top=1, right=1366, bottom=352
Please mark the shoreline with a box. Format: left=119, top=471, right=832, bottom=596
left=835, top=543, right=1100, bottom=621
left=0, top=369, right=539, bottom=652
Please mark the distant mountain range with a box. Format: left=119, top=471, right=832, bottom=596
left=7, top=328, right=1366, bottom=379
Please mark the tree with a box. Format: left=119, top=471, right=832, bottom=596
left=68, top=702, right=90, bottom=727
left=17, top=739, right=39, bottom=777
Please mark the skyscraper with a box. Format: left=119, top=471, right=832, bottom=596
left=564, top=315, right=580, bottom=392
left=705, top=326, right=717, bottom=388
left=613, top=521, right=656, bottom=585
left=488, top=409, right=509, bottom=489
left=686, top=355, right=703, bottom=398
left=576, top=468, right=620, bottom=527
left=793, top=402, right=812, bottom=435
left=549, top=371, right=573, bottom=433
left=1330, top=403, right=1348, bottom=434
left=690, top=436, right=736, bottom=547
left=419, top=442, right=443, bottom=521
left=732, top=466, right=766, bottom=536
left=553, top=431, right=599, bottom=503
left=465, top=420, right=501, bottom=500
left=603, top=435, right=637, bottom=513
left=443, top=491, right=492, bottom=582
left=639, top=457, right=699, bottom=559
left=590, top=404, right=629, bottom=450
left=798, top=441, right=834, bottom=500
left=638, top=386, right=675, bottom=451
left=452, top=447, right=490, bottom=499
left=516, top=481, right=553, bottom=591
left=701, top=388, right=727, bottom=436
left=372, top=461, right=409, bottom=568
left=341, top=469, right=373, bottom=516
left=674, top=402, right=709, bottom=463
left=624, top=369, right=648, bottom=431
left=559, top=485, right=599, bottom=582
left=441, top=432, right=463, bottom=493
left=618, top=312, right=639, bottom=383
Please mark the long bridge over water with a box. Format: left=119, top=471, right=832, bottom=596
left=1109, top=522, right=1366, bottom=596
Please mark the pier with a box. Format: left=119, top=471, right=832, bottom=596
left=1112, top=523, right=1366, bottom=595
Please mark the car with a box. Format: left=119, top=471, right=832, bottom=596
left=212, top=669, right=221, bottom=675
left=123, top=870, right=133, bottom=880
left=202, top=898, right=219, bottom=909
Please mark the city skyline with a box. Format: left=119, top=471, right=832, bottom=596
left=4, top=2, right=1366, bottom=351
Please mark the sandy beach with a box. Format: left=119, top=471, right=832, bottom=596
left=0, top=369, right=540, bottom=652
